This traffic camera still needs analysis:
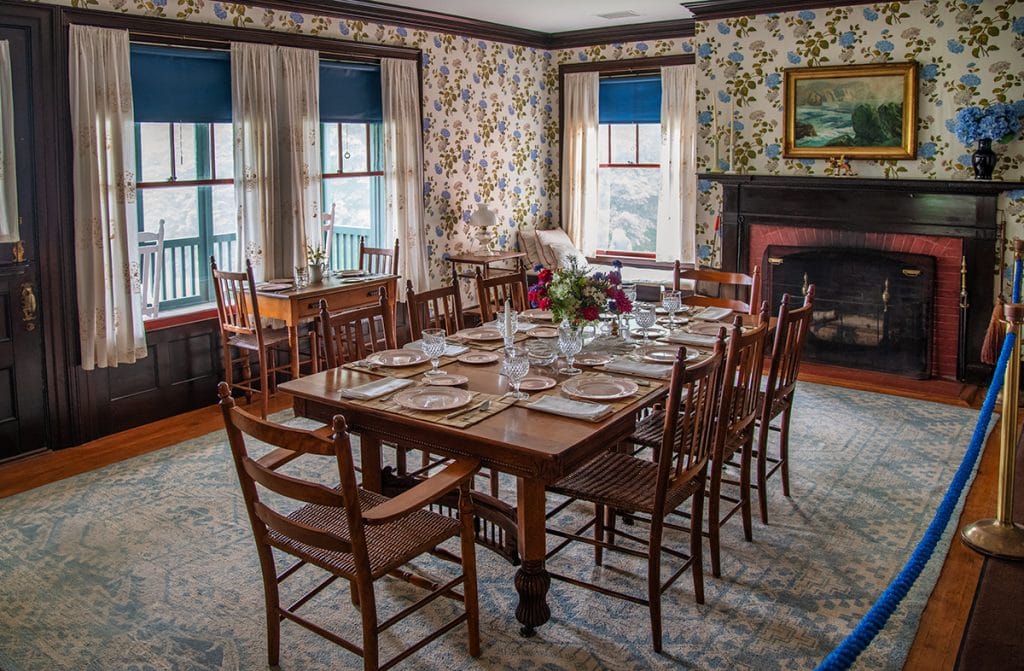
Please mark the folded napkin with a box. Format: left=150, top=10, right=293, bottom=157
left=340, top=377, right=414, bottom=400
left=404, top=340, right=470, bottom=356
left=603, top=359, right=674, bottom=379
left=663, top=331, right=720, bottom=348
left=526, top=395, right=613, bottom=422
left=694, top=307, right=733, bottom=321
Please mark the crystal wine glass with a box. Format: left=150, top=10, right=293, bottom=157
left=558, top=322, right=584, bottom=376
left=526, top=339, right=558, bottom=374
left=501, top=345, right=531, bottom=399
left=634, top=303, right=657, bottom=344
left=662, top=289, right=682, bottom=326
left=421, top=328, right=447, bottom=376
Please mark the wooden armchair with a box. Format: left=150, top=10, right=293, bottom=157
left=674, top=261, right=762, bottom=315
left=138, top=219, right=165, bottom=319
left=318, top=288, right=396, bottom=368
left=405, top=279, right=464, bottom=342
left=707, top=307, right=769, bottom=578
left=546, top=343, right=725, bottom=651
left=217, top=383, right=481, bottom=670
left=474, top=262, right=528, bottom=322
left=359, top=237, right=399, bottom=276
left=756, top=286, right=815, bottom=524
left=211, top=257, right=293, bottom=419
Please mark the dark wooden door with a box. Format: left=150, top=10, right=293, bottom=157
left=0, top=10, right=50, bottom=458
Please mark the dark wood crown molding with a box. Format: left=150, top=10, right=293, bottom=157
left=548, top=19, right=695, bottom=49
left=682, top=0, right=871, bottom=21
left=559, top=53, right=695, bottom=76
left=698, top=173, right=1024, bottom=197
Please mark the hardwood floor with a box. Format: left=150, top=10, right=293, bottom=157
left=0, top=383, right=1002, bottom=669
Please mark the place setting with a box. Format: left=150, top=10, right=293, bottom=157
left=522, top=372, right=648, bottom=423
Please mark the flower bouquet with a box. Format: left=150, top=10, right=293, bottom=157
left=305, top=238, right=328, bottom=284
left=951, top=101, right=1024, bottom=179
left=528, top=259, right=632, bottom=326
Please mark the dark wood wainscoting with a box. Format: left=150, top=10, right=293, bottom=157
left=81, top=319, right=223, bottom=439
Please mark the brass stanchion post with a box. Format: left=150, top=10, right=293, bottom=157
left=961, top=302, right=1024, bottom=559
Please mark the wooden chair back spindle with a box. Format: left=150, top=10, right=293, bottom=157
left=319, top=289, right=396, bottom=368
left=406, top=280, right=465, bottom=341
left=474, top=262, right=528, bottom=322
left=674, top=261, right=762, bottom=315
left=358, top=237, right=399, bottom=276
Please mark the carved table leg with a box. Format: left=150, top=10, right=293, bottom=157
left=515, top=476, right=551, bottom=636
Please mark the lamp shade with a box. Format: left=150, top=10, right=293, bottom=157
left=469, top=203, right=498, bottom=229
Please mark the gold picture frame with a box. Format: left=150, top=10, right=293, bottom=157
left=783, top=61, right=918, bottom=160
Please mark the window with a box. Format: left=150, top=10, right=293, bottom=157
left=596, top=74, right=662, bottom=258
left=321, top=121, right=384, bottom=270
left=130, top=44, right=234, bottom=313
left=319, top=61, right=385, bottom=270
left=135, top=122, right=235, bottom=309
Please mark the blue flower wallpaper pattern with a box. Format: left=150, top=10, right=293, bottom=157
left=39, top=0, right=1024, bottom=279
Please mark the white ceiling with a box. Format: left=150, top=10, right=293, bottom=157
left=375, top=0, right=696, bottom=33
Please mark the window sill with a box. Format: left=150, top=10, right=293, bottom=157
left=587, top=255, right=679, bottom=272
left=144, top=304, right=219, bottom=331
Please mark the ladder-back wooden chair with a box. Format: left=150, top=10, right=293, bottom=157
left=318, top=289, right=397, bottom=369
left=756, top=286, right=815, bottom=524
left=707, top=306, right=769, bottom=578
left=322, top=202, right=336, bottom=269
left=359, top=237, right=399, bottom=276
left=217, top=383, right=481, bottom=670
left=138, top=219, right=165, bottom=319
left=405, top=279, right=464, bottom=342
left=211, top=257, right=292, bottom=419
left=674, top=261, right=762, bottom=315
left=474, top=262, right=528, bottom=322
left=546, top=343, right=725, bottom=652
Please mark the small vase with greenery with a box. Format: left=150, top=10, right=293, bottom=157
left=305, top=239, right=327, bottom=284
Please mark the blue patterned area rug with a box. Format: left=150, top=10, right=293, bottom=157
left=0, top=383, right=988, bottom=671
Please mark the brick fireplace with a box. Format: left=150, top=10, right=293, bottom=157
left=702, top=174, right=1023, bottom=382
left=749, top=226, right=962, bottom=378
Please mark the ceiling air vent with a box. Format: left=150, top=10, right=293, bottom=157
left=596, top=10, right=640, bottom=19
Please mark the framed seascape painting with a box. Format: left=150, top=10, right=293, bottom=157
left=783, top=62, right=918, bottom=159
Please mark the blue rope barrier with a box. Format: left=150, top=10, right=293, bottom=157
left=1013, top=258, right=1022, bottom=303
left=816, top=326, right=1017, bottom=670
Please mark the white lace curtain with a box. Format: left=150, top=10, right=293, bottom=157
left=0, top=40, right=18, bottom=242
left=656, top=64, right=697, bottom=263
left=561, top=71, right=600, bottom=256
left=381, top=57, right=428, bottom=299
left=232, top=43, right=320, bottom=282
left=69, top=25, right=146, bottom=370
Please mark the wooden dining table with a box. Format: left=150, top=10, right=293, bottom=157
left=255, top=273, right=398, bottom=379
left=278, top=353, right=666, bottom=637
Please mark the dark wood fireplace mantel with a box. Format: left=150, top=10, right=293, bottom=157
left=700, top=173, right=1024, bottom=381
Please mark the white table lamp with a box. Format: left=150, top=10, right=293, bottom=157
left=469, top=203, right=498, bottom=254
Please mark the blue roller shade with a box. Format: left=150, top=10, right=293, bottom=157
left=130, top=44, right=232, bottom=123
left=599, top=75, right=661, bottom=124
left=320, top=61, right=382, bottom=123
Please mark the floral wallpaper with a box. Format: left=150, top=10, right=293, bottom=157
left=691, top=0, right=1024, bottom=267
left=31, top=0, right=1024, bottom=286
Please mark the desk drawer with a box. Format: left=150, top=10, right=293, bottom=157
left=296, top=280, right=392, bottom=319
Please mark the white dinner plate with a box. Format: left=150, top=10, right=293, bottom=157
left=575, top=353, right=612, bottom=366
left=521, top=308, right=554, bottom=321
left=393, top=387, right=473, bottom=411
left=365, top=349, right=430, bottom=367
left=457, top=327, right=503, bottom=341
left=519, top=376, right=557, bottom=391
left=561, top=376, right=639, bottom=401
left=457, top=351, right=501, bottom=365
left=638, top=345, right=699, bottom=363
left=528, top=327, right=559, bottom=339
left=256, top=283, right=292, bottom=292
left=424, top=374, right=469, bottom=386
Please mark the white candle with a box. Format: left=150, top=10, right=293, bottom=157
left=503, top=298, right=514, bottom=343
left=712, top=96, right=719, bottom=137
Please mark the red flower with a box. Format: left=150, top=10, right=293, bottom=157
left=538, top=268, right=553, bottom=284
left=581, top=306, right=600, bottom=321
left=605, top=286, right=618, bottom=298
left=539, top=297, right=552, bottom=310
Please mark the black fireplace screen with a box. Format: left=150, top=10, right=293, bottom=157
left=764, top=246, right=935, bottom=378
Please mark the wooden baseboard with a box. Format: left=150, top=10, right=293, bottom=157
left=798, top=362, right=981, bottom=408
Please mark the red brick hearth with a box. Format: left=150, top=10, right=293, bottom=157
left=749, top=225, right=963, bottom=379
